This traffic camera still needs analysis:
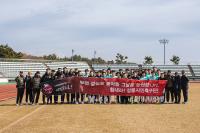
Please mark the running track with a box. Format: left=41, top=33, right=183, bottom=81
left=0, top=84, right=16, bottom=102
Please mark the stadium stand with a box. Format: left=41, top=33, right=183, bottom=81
left=0, top=61, right=46, bottom=80
left=142, top=65, right=192, bottom=76
left=92, top=64, right=191, bottom=74
left=92, top=64, right=200, bottom=79
left=190, top=65, right=200, bottom=76
left=92, top=64, right=138, bottom=71
left=0, top=72, right=8, bottom=83
left=1, top=58, right=200, bottom=81
left=0, top=59, right=90, bottom=81
left=188, top=65, right=200, bottom=80
left=45, top=61, right=90, bottom=73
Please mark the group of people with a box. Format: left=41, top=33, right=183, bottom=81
left=15, top=66, right=189, bottom=106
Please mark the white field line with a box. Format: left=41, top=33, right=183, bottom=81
left=0, top=106, right=44, bottom=133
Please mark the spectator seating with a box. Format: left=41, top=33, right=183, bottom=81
left=0, top=59, right=90, bottom=80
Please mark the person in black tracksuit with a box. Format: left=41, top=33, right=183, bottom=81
left=158, top=73, right=167, bottom=103
left=174, top=72, right=181, bottom=104
left=25, top=72, right=33, bottom=104
left=165, top=70, right=175, bottom=103
left=32, top=71, right=41, bottom=104
left=180, top=70, right=189, bottom=104
left=15, top=71, right=25, bottom=106
left=41, top=68, right=52, bottom=104
left=54, top=68, right=64, bottom=104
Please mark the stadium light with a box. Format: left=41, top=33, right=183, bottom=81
left=159, top=39, right=169, bottom=65
left=72, top=49, right=74, bottom=62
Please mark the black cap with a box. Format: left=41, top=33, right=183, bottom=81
left=19, top=71, right=23, bottom=74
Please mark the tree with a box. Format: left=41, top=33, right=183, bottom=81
left=72, top=55, right=82, bottom=61
left=115, top=53, right=128, bottom=64
left=144, top=56, right=153, bottom=65
left=43, top=54, right=58, bottom=60
left=0, top=44, right=23, bottom=58
left=170, top=55, right=180, bottom=65
left=107, top=60, right=115, bottom=64
left=92, top=57, right=106, bottom=64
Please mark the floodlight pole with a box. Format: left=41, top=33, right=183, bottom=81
left=159, top=39, right=169, bottom=65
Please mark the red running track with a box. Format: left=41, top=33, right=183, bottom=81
left=0, top=84, right=16, bottom=102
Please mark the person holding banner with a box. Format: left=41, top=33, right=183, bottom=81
left=121, top=72, right=129, bottom=104
left=95, top=71, right=103, bottom=104
left=158, top=73, right=167, bottom=103
left=75, top=70, right=84, bottom=104
left=101, top=70, right=112, bottom=104
left=88, top=71, right=96, bottom=104
left=54, top=68, right=64, bottom=104
left=116, top=72, right=122, bottom=104
left=63, top=67, right=70, bottom=104
left=130, top=71, right=140, bottom=104
left=139, top=72, right=149, bottom=103
left=41, top=68, right=52, bottom=104
left=166, top=70, right=175, bottom=103
left=148, top=71, right=159, bottom=103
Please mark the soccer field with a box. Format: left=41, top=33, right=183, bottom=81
left=0, top=83, right=199, bottom=133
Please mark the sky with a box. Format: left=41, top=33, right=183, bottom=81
left=0, top=0, right=200, bottom=64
